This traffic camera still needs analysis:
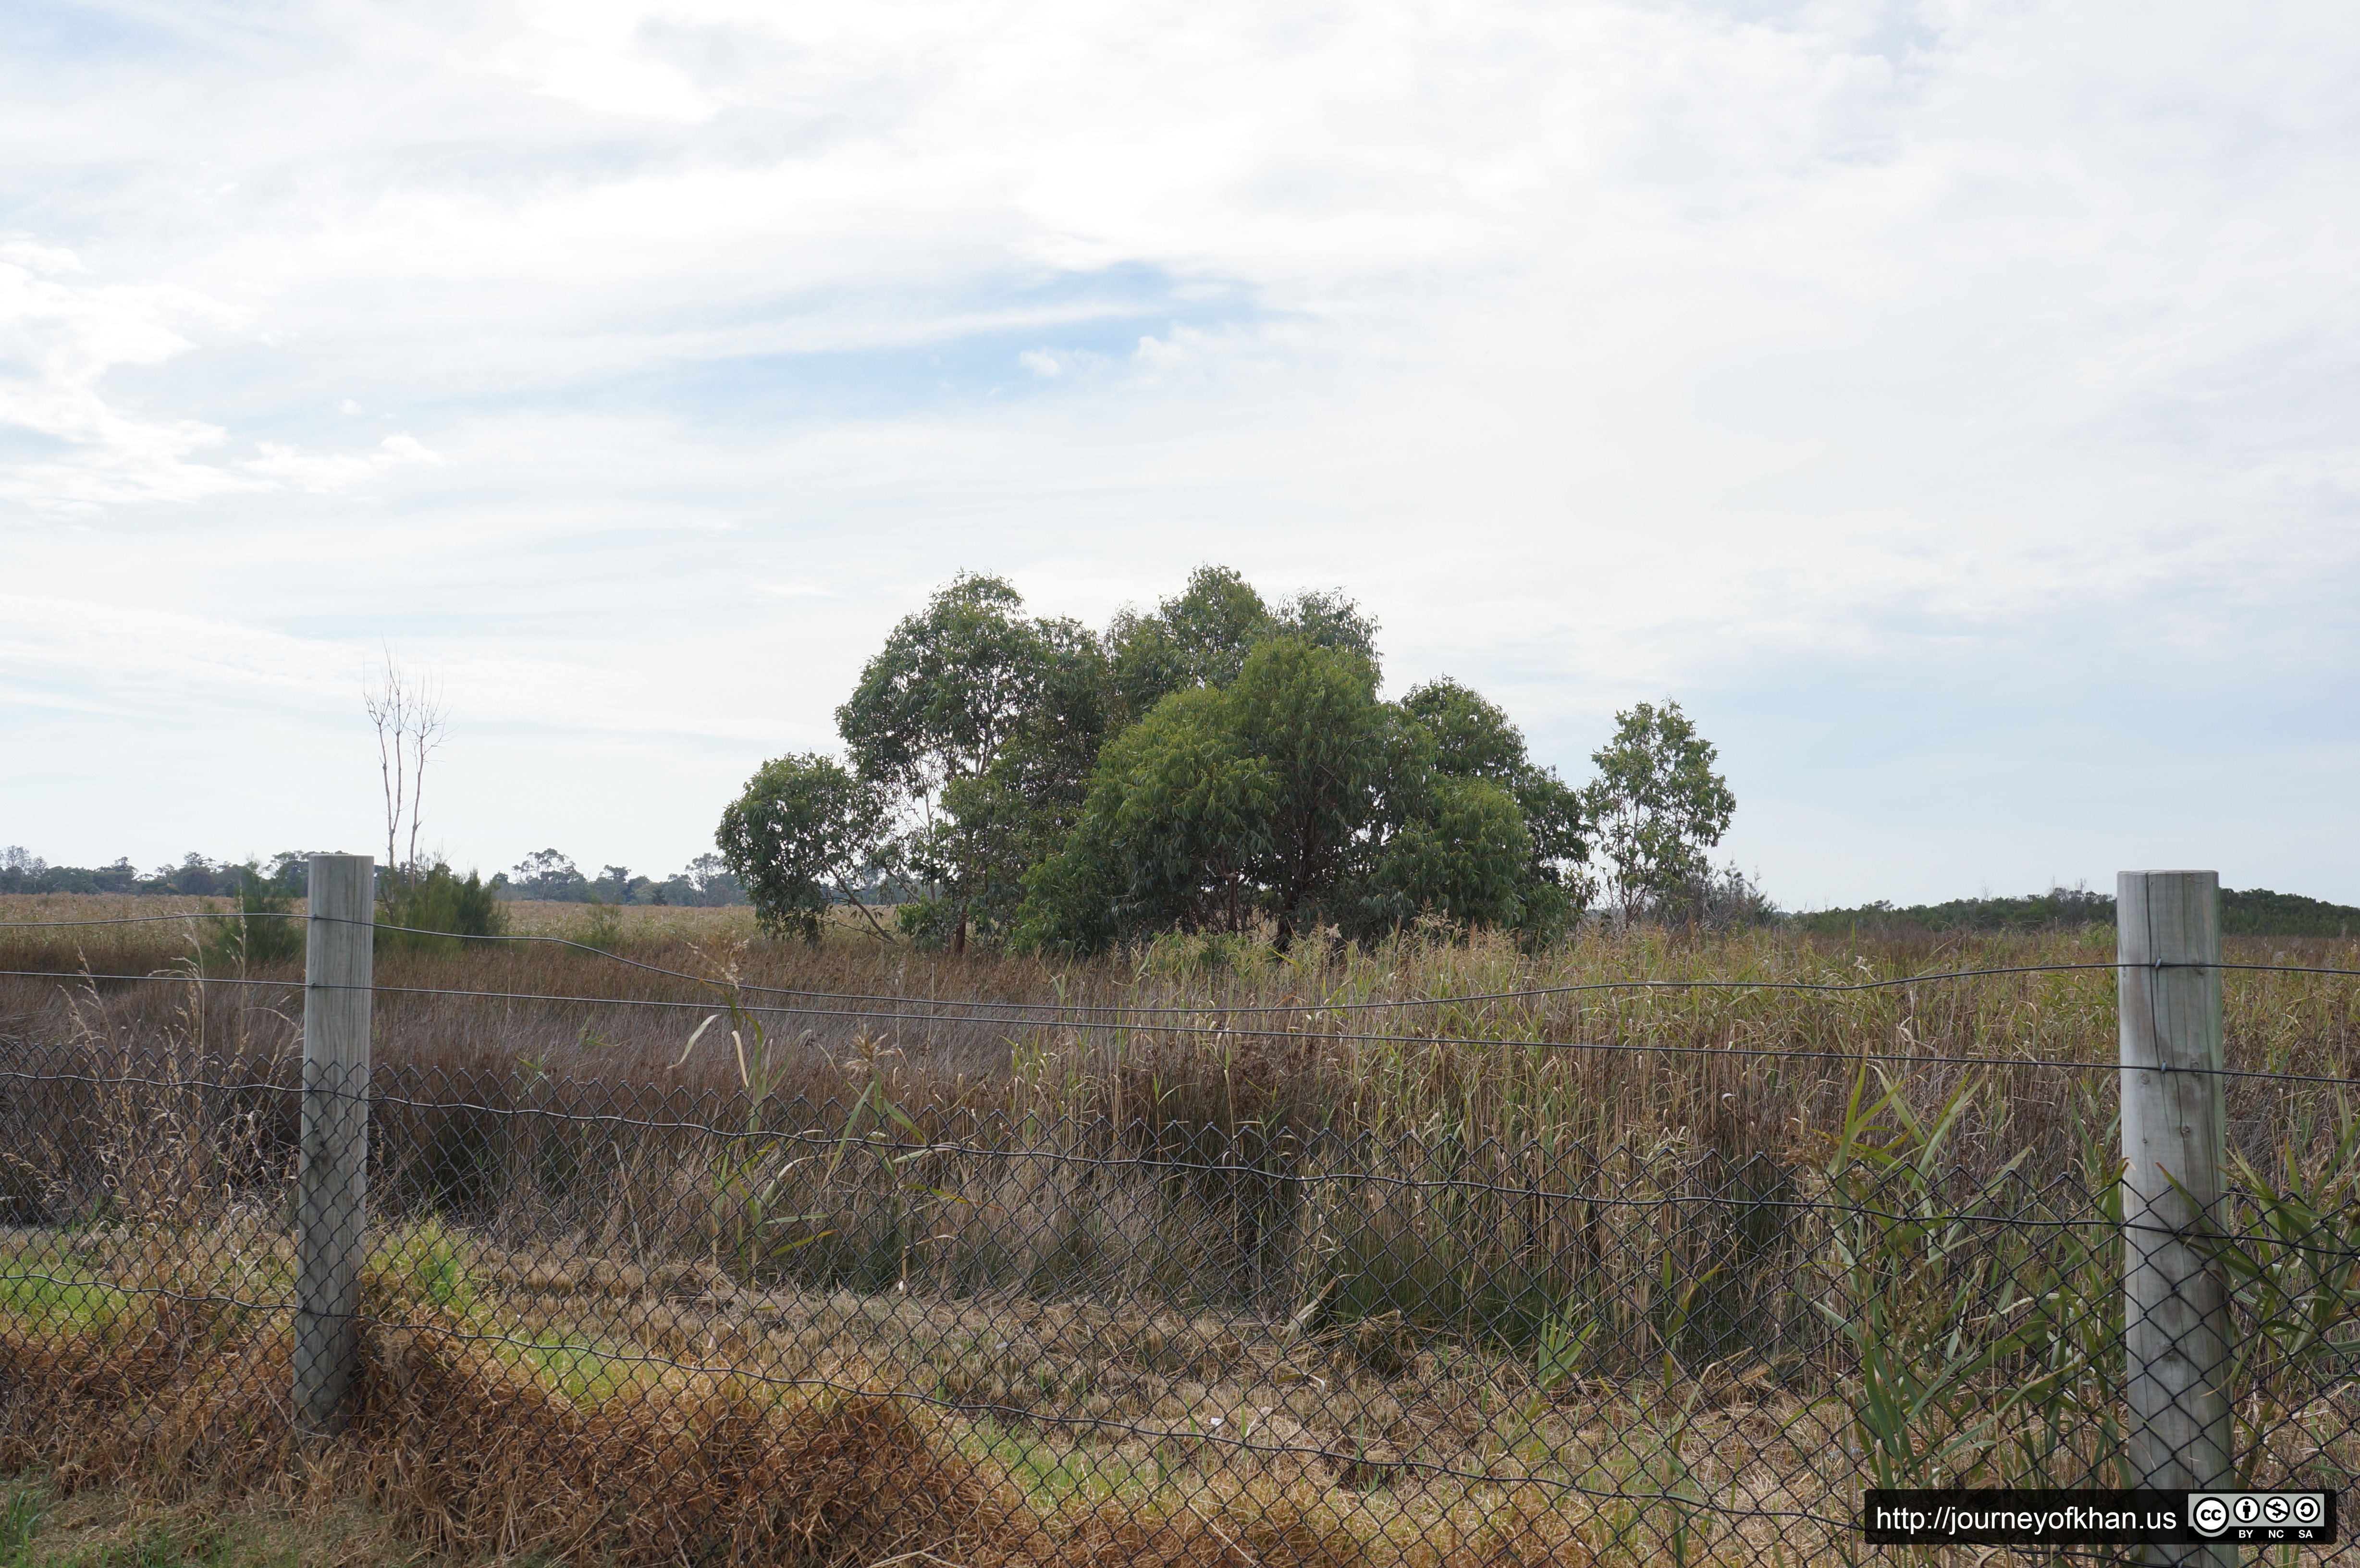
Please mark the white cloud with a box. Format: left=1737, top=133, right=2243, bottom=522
left=0, top=251, right=257, bottom=512
left=237, top=433, right=444, bottom=493
left=0, top=593, right=354, bottom=705
left=507, top=0, right=724, bottom=121
left=0, top=249, right=449, bottom=511
left=1015, top=347, right=1105, bottom=380
left=0, top=0, right=2355, bottom=898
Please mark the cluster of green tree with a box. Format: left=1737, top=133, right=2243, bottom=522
left=715, top=567, right=1743, bottom=953
left=1790, top=886, right=2116, bottom=935
left=497, top=850, right=746, bottom=906
left=1794, top=885, right=2360, bottom=939
left=2218, top=888, right=2360, bottom=938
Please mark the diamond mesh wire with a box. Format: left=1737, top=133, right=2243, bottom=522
left=1, top=1019, right=2353, bottom=1568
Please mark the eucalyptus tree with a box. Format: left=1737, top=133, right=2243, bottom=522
left=715, top=754, right=892, bottom=943
left=834, top=573, right=1114, bottom=952
left=1581, top=700, right=1735, bottom=924
left=1393, top=678, right=1590, bottom=940
left=1107, top=565, right=1272, bottom=714
left=723, top=565, right=1604, bottom=958
left=1015, top=638, right=1561, bottom=954
left=1107, top=565, right=1381, bottom=718
left=836, top=573, right=1057, bottom=803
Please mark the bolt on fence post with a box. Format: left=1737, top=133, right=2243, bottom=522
left=295, top=853, right=374, bottom=1433
left=2117, top=870, right=2234, bottom=1564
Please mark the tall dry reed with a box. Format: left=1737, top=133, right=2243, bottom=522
left=4, top=896, right=2357, bottom=1566
left=8, top=895, right=2355, bottom=1173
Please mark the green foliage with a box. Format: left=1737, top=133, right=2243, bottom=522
left=1397, top=678, right=1527, bottom=779
left=505, top=848, right=590, bottom=901
left=716, top=754, right=889, bottom=944
left=904, top=619, right=1117, bottom=948
left=834, top=574, right=1116, bottom=951
left=1397, top=678, right=1591, bottom=942
left=731, top=564, right=1612, bottom=957
left=1018, top=638, right=1560, bottom=953
left=893, top=895, right=958, bottom=947
left=378, top=864, right=506, bottom=955
left=370, top=1216, right=485, bottom=1320
left=1106, top=565, right=1381, bottom=716
left=900, top=775, right=1032, bottom=949
left=1989, top=1092, right=2128, bottom=1491
left=1271, top=585, right=1382, bottom=671
left=0, top=1488, right=38, bottom=1567
left=1107, top=564, right=1272, bottom=712
left=1794, top=886, right=2114, bottom=935
left=672, top=990, right=947, bottom=1289
left=577, top=898, right=625, bottom=954
left=2219, top=887, right=2360, bottom=937
left=1017, top=641, right=1384, bottom=951
left=1583, top=700, right=1734, bottom=925
left=1821, top=1067, right=2047, bottom=1489
left=1531, top=1310, right=1597, bottom=1395
left=200, top=867, right=301, bottom=971
left=1017, top=686, right=1278, bottom=950
left=2182, top=1094, right=2360, bottom=1483
left=836, top=572, right=1057, bottom=796
left=1793, top=885, right=2360, bottom=938
left=1228, top=637, right=1392, bottom=941
left=1365, top=775, right=1531, bottom=930
left=1006, top=832, right=1121, bottom=956
left=1818, top=1070, right=2172, bottom=1494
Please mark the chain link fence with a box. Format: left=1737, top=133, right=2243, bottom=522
left=1, top=1017, right=2355, bottom=1565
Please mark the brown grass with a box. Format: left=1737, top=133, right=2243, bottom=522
left=0, top=1298, right=1029, bottom=1567
left=4, top=1171, right=2351, bottom=1565
left=10, top=892, right=2357, bottom=1167
left=0, top=1287, right=1681, bottom=1566
left=0, top=1477, right=414, bottom=1568
left=4, top=896, right=2357, bottom=1565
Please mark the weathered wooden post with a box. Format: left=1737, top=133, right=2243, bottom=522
left=2117, top=870, right=2234, bottom=1565
left=295, top=853, right=373, bottom=1433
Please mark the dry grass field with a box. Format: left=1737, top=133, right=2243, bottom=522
left=2, top=894, right=2357, bottom=1566
left=7, top=891, right=2355, bottom=1164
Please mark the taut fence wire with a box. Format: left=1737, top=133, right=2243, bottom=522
left=0, top=870, right=2354, bottom=1565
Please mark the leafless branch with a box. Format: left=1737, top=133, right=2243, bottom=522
left=365, top=649, right=449, bottom=889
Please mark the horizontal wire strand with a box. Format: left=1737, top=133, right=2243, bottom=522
left=4, top=962, right=2356, bottom=1082
left=7, top=909, right=2358, bottom=1012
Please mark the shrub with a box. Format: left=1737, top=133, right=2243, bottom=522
left=200, top=868, right=302, bottom=971
left=577, top=897, right=625, bottom=954
left=380, top=865, right=506, bottom=955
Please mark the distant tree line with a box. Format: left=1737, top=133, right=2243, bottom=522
left=0, top=847, right=322, bottom=898
left=0, top=845, right=747, bottom=908
left=717, top=567, right=1749, bottom=952
left=1794, top=885, right=2360, bottom=939
left=497, top=850, right=746, bottom=906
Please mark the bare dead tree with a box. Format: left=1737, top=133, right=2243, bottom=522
left=363, top=650, right=448, bottom=889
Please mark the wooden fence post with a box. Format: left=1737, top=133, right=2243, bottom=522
left=2117, top=870, right=2234, bottom=1564
left=295, top=853, right=374, bottom=1433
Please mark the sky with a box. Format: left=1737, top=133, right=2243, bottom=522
left=2, top=0, right=2356, bottom=907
